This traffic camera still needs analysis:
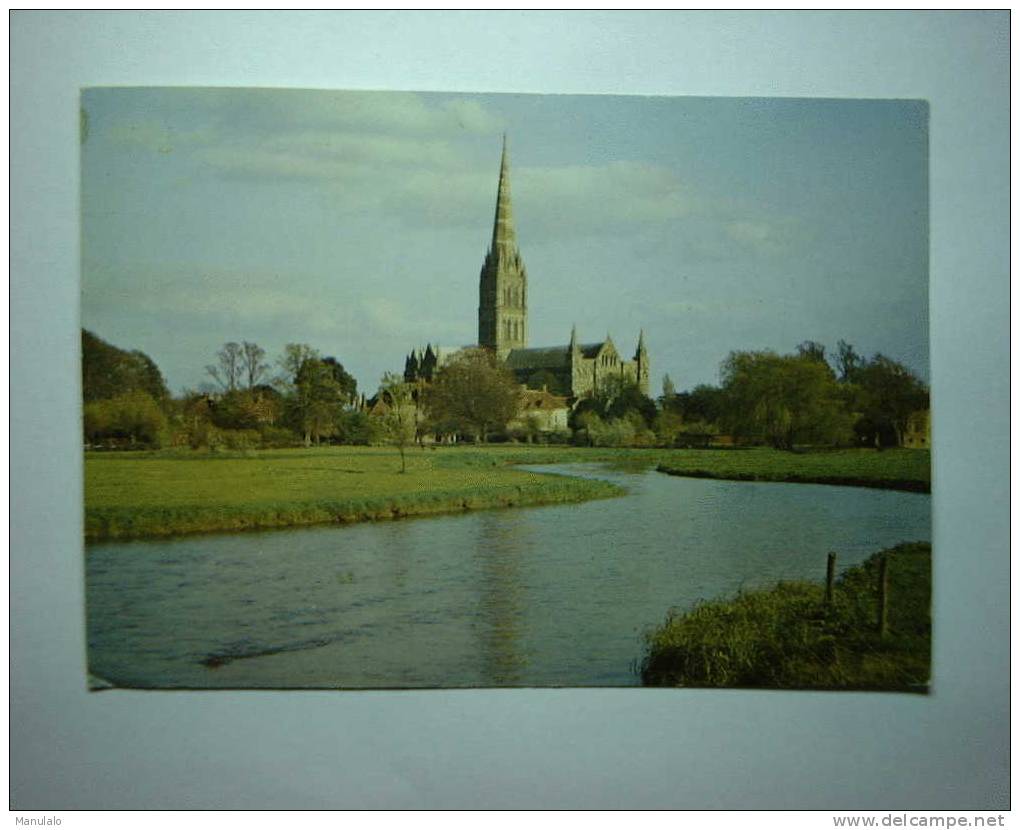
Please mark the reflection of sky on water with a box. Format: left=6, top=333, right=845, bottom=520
left=86, top=465, right=931, bottom=689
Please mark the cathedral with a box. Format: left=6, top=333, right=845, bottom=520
left=404, top=137, right=649, bottom=403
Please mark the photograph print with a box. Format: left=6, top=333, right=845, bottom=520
left=82, top=88, right=931, bottom=690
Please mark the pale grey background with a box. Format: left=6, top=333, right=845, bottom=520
left=10, top=11, right=1009, bottom=809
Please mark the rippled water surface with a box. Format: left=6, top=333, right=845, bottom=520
left=86, top=464, right=931, bottom=688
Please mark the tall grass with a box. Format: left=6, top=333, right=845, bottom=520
left=641, top=542, right=931, bottom=691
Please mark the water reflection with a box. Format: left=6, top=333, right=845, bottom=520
left=474, top=511, right=532, bottom=684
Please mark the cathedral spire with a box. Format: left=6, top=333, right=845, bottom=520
left=490, top=133, right=517, bottom=256
left=479, top=136, right=528, bottom=357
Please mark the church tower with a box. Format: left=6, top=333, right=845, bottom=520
left=478, top=136, right=528, bottom=360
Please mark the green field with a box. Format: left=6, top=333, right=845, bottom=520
left=641, top=542, right=931, bottom=692
left=84, top=445, right=930, bottom=540
left=656, top=447, right=930, bottom=492
left=84, top=445, right=625, bottom=540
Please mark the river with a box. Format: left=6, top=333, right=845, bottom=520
left=86, top=463, right=931, bottom=688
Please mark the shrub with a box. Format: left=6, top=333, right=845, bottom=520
left=83, top=391, right=167, bottom=447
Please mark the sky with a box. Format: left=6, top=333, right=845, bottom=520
left=81, top=88, right=928, bottom=397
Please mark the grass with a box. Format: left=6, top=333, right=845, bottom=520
left=84, top=444, right=930, bottom=541
left=83, top=445, right=624, bottom=541
left=656, top=447, right=930, bottom=493
left=640, top=542, right=931, bottom=692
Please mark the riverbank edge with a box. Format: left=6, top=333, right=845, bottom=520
left=655, top=464, right=930, bottom=493
left=640, top=542, right=932, bottom=692
left=85, top=475, right=625, bottom=542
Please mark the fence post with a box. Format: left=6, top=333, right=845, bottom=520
left=825, top=552, right=837, bottom=605
left=877, top=555, right=889, bottom=636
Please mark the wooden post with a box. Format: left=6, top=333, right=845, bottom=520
left=877, top=555, right=889, bottom=636
left=825, top=552, right=837, bottom=605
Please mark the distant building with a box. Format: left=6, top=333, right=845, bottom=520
left=403, top=137, right=651, bottom=413
left=507, top=387, right=571, bottom=434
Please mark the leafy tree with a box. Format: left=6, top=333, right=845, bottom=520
left=667, top=384, right=724, bottom=426
left=81, top=329, right=169, bottom=404
left=379, top=373, right=418, bottom=472
left=423, top=348, right=521, bottom=442
left=83, top=391, right=167, bottom=447
left=602, top=380, right=657, bottom=428
left=288, top=357, right=345, bottom=446
left=208, top=386, right=283, bottom=431
left=321, top=356, right=358, bottom=405
left=655, top=410, right=685, bottom=446
left=852, top=354, right=929, bottom=447
left=335, top=410, right=383, bottom=446
left=568, top=396, right=602, bottom=435
left=719, top=350, right=853, bottom=450
left=270, top=344, right=348, bottom=445
left=206, top=342, right=244, bottom=391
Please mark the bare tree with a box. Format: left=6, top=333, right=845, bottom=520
left=241, top=341, right=269, bottom=389
left=835, top=339, right=861, bottom=382
left=275, top=343, right=320, bottom=391
left=206, top=342, right=243, bottom=391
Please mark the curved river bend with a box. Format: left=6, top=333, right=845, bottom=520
left=86, top=463, right=931, bottom=688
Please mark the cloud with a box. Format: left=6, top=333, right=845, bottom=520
left=101, top=90, right=504, bottom=153
left=227, top=90, right=505, bottom=137
left=105, top=118, right=212, bottom=154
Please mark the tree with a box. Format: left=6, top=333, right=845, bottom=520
left=335, top=410, right=383, bottom=446
left=206, top=342, right=243, bottom=392
left=321, top=356, right=358, bottom=405
left=661, top=373, right=677, bottom=400
left=271, top=345, right=358, bottom=446
left=379, top=373, right=417, bottom=473
left=667, top=384, right=724, bottom=426
left=289, top=358, right=345, bottom=445
left=276, top=343, right=320, bottom=390
left=423, top=348, right=521, bottom=442
left=852, top=354, right=929, bottom=447
left=602, top=379, right=657, bottom=428
left=835, top=340, right=861, bottom=382
left=719, top=350, right=853, bottom=450
left=207, top=386, right=283, bottom=431
left=655, top=410, right=685, bottom=446
left=241, top=341, right=269, bottom=390
left=83, top=391, right=167, bottom=447
left=796, top=340, right=828, bottom=364
left=81, top=329, right=169, bottom=404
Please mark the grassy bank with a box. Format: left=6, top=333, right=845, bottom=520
left=84, top=446, right=624, bottom=541
left=641, top=542, right=931, bottom=692
left=84, top=444, right=929, bottom=541
left=656, top=448, right=930, bottom=493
